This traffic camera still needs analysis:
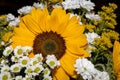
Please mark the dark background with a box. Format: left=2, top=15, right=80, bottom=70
left=0, top=0, right=120, bottom=33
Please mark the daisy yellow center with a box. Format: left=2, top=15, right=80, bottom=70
left=13, top=67, right=19, bottom=71
left=34, top=67, right=40, bottom=73
left=2, top=75, right=8, bottom=80
left=22, top=60, right=27, bottom=65
left=44, top=70, right=49, bottom=74
left=33, top=31, right=66, bottom=59
left=27, top=68, right=32, bottom=73
left=49, top=61, right=55, bottom=66
left=17, top=49, right=23, bottom=55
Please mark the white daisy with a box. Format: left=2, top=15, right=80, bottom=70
left=74, top=58, right=95, bottom=80
left=19, top=56, right=30, bottom=67
left=11, top=56, right=19, bottom=62
left=85, top=32, right=100, bottom=44
left=0, top=72, right=11, bottom=80
left=18, top=6, right=32, bottom=15
left=23, top=46, right=32, bottom=55
left=6, top=13, right=15, bottom=21
left=14, top=46, right=24, bottom=58
left=53, top=4, right=62, bottom=8
left=3, top=46, right=13, bottom=56
left=15, top=76, right=22, bottom=80
left=33, top=64, right=44, bottom=74
left=79, top=0, right=95, bottom=11
left=10, top=63, right=21, bottom=72
left=46, top=55, right=60, bottom=69
left=25, top=66, right=33, bottom=74
left=85, top=12, right=101, bottom=21
left=43, top=75, right=52, bottom=80
left=33, top=2, right=44, bottom=9
left=8, top=17, right=20, bottom=26
left=93, top=70, right=110, bottom=80
left=1, top=65, right=10, bottom=72
left=62, top=0, right=80, bottom=10
left=23, top=75, right=31, bottom=80
left=43, top=68, right=51, bottom=76
left=29, top=58, right=38, bottom=66
left=34, top=54, right=43, bottom=62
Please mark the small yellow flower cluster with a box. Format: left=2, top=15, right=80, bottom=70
left=94, top=30, right=119, bottom=50
left=102, top=30, right=119, bottom=40
left=94, top=36, right=113, bottom=50
left=102, top=3, right=117, bottom=14
left=85, top=24, right=96, bottom=32
left=0, top=15, right=14, bottom=46
left=98, top=3, right=117, bottom=29
left=0, top=15, right=7, bottom=27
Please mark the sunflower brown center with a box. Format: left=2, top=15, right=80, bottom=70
left=33, top=31, right=66, bottom=59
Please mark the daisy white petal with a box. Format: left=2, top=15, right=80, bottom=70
left=23, top=46, right=32, bottom=55
left=29, top=58, right=38, bottom=66
left=79, top=0, right=95, bottom=11
left=11, top=56, right=19, bottom=62
left=85, top=32, right=100, bottom=44
left=33, top=2, right=44, bottom=9
left=46, top=55, right=60, bottom=69
left=6, top=13, right=15, bottom=21
left=14, top=46, right=24, bottom=58
left=19, top=56, right=30, bottom=67
left=18, top=6, right=32, bottom=15
left=3, top=46, right=13, bottom=56
left=10, top=63, right=21, bottom=72
left=43, top=75, right=52, bottom=80
left=33, top=64, right=44, bottom=74
left=15, top=76, right=22, bottom=80
left=43, top=68, right=51, bottom=76
left=34, top=53, right=43, bottom=62
left=85, top=12, right=101, bottom=21
left=25, top=66, right=33, bottom=74
left=93, top=70, right=110, bottom=80
left=1, top=65, right=10, bottom=72
left=74, top=58, right=95, bottom=79
left=8, top=17, right=20, bottom=26
left=0, top=72, right=11, bottom=80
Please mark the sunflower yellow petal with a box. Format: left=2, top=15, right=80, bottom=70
left=12, top=21, right=35, bottom=48
left=13, top=21, right=35, bottom=38
left=53, top=67, right=70, bottom=80
left=117, top=74, right=120, bottom=80
left=60, top=50, right=87, bottom=79
left=56, top=13, right=70, bottom=34
left=50, top=8, right=69, bottom=33
left=113, top=41, right=120, bottom=79
left=22, top=15, right=42, bottom=34
left=36, top=8, right=50, bottom=32
left=61, top=23, right=85, bottom=39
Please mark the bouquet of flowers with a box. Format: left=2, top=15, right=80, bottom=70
left=0, top=0, right=119, bottom=80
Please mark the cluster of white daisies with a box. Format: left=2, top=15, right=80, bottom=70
left=0, top=46, right=60, bottom=80
left=6, top=0, right=100, bottom=27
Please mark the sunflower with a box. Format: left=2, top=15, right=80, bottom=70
left=113, top=41, right=120, bottom=80
left=12, top=7, right=89, bottom=80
